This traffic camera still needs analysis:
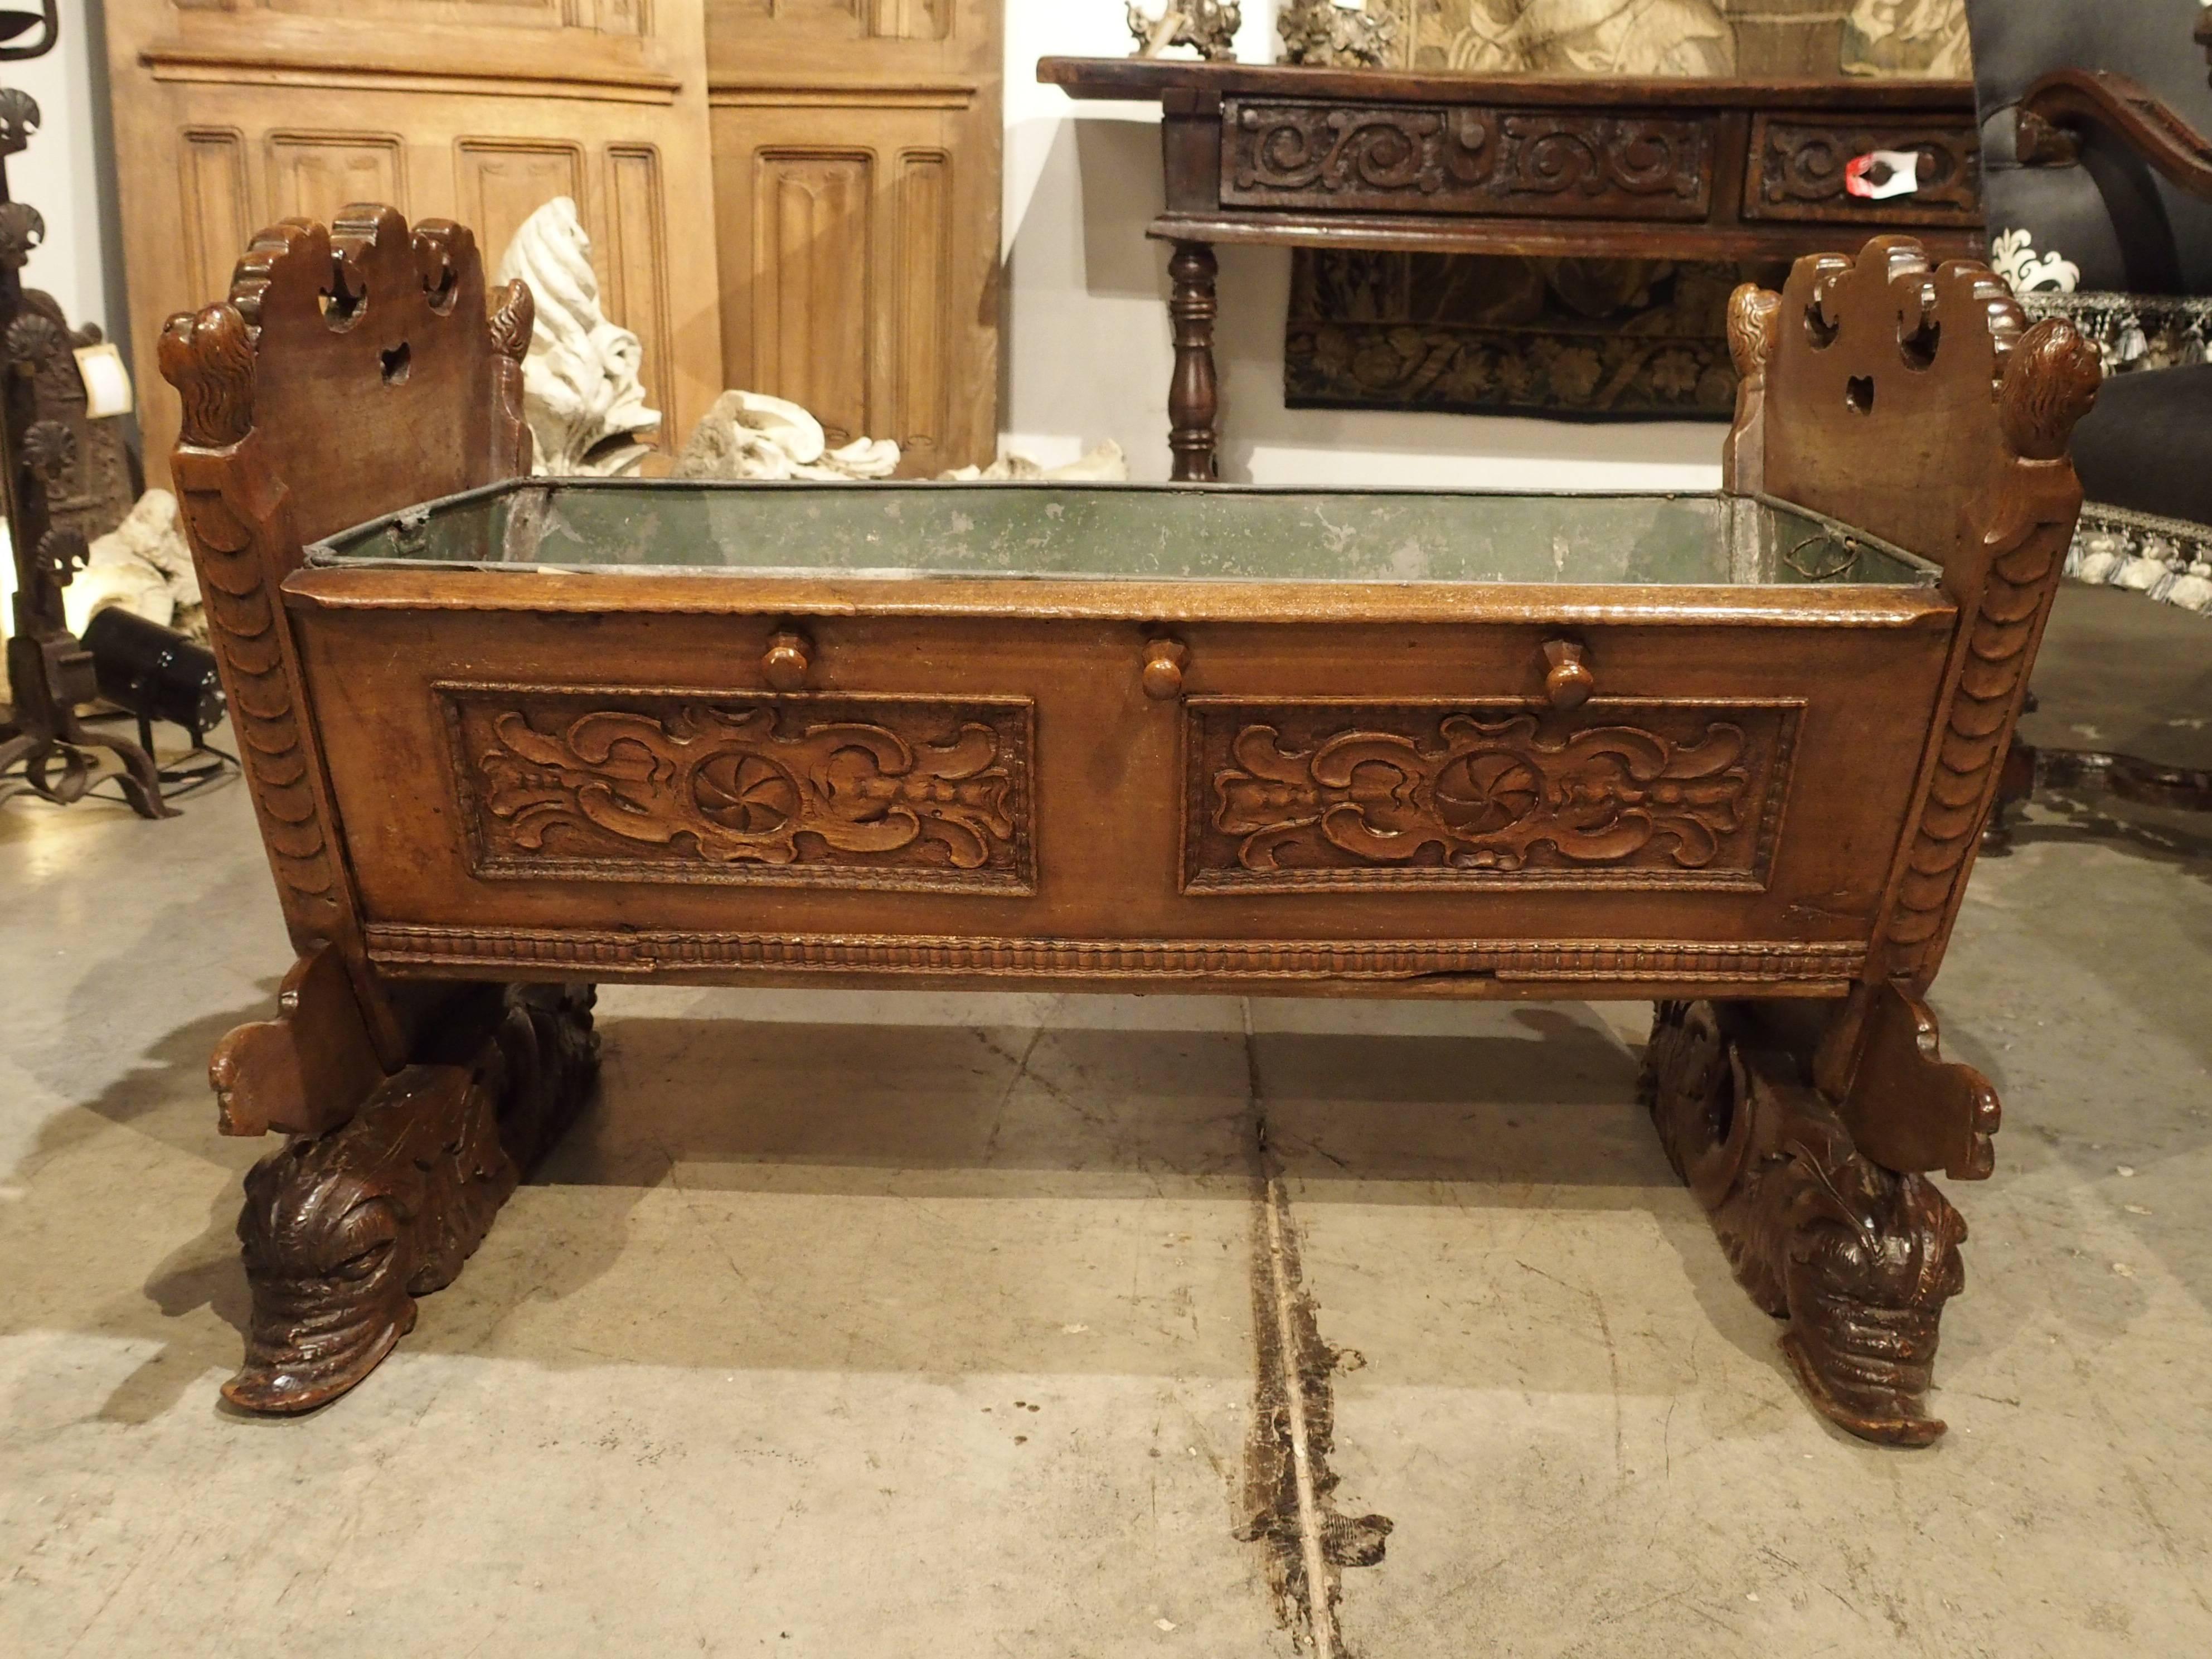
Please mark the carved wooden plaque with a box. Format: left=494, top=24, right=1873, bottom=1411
left=1221, top=99, right=1715, bottom=221
left=442, top=686, right=1034, bottom=894
left=1183, top=698, right=1801, bottom=894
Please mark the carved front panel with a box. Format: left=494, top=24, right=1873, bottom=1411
left=1221, top=99, right=1715, bottom=221
left=1744, top=117, right=1980, bottom=226
left=442, top=687, right=1035, bottom=894
left=1183, top=700, right=1800, bottom=894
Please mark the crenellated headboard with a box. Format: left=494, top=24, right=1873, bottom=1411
left=1725, top=235, right=2102, bottom=605
left=161, top=203, right=533, bottom=546
left=156, top=205, right=536, bottom=1108
left=1728, top=236, right=2105, bottom=1004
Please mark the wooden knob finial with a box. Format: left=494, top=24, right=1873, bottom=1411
left=763, top=630, right=812, bottom=692
left=1142, top=638, right=1190, bottom=701
left=1544, top=639, right=1595, bottom=710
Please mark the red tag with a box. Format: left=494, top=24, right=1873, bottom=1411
left=1845, top=150, right=1924, bottom=201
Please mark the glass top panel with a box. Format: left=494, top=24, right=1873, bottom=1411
left=309, top=481, right=1939, bottom=589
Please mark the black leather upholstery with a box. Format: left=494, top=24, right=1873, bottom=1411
left=2070, top=362, right=2212, bottom=527
left=1966, top=0, right=2212, bottom=293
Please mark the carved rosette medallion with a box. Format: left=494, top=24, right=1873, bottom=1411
left=1223, top=99, right=1714, bottom=221
left=444, top=687, right=1035, bottom=894
left=1183, top=700, right=1799, bottom=893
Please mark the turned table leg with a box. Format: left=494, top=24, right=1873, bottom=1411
left=1167, top=240, right=1220, bottom=483
left=224, top=986, right=599, bottom=1414
left=1642, top=998, right=1972, bottom=1447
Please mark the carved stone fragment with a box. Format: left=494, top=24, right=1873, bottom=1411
left=493, top=197, right=659, bottom=477
left=1128, top=1, right=1241, bottom=62
left=225, top=987, right=599, bottom=1414
left=674, top=388, right=901, bottom=481
left=1642, top=999, right=1968, bottom=1446
left=1277, top=0, right=1396, bottom=69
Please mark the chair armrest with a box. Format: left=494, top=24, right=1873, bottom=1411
left=2017, top=69, right=2212, bottom=203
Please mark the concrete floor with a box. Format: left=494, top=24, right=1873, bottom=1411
left=3, top=592, right=2209, bottom=1656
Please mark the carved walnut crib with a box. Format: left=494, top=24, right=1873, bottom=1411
left=162, top=206, right=2100, bottom=1444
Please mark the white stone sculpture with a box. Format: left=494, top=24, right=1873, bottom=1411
left=673, top=391, right=903, bottom=481
left=494, top=198, right=659, bottom=477
left=939, top=440, right=1130, bottom=482
left=61, top=489, right=206, bottom=642
left=675, top=387, right=1132, bottom=486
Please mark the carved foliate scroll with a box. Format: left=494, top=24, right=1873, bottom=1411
left=1223, top=100, right=1714, bottom=220
left=1730, top=236, right=2103, bottom=992
left=443, top=688, right=1035, bottom=894
left=1184, top=700, right=1799, bottom=893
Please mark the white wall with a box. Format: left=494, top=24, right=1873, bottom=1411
left=1002, top=3, right=1726, bottom=489
left=9, top=9, right=118, bottom=344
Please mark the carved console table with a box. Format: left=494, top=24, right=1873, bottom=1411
left=1039, top=58, right=1983, bottom=479
left=166, top=207, right=2097, bottom=1448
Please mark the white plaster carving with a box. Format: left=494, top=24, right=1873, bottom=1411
left=673, top=391, right=903, bottom=481
left=62, top=489, right=206, bottom=642
left=1991, top=227, right=2082, bottom=295
left=494, top=198, right=660, bottom=477
left=939, top=441, right=1131, bottom=482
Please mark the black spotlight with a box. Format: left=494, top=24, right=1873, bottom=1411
left=83, top=608, right=227, bottom=754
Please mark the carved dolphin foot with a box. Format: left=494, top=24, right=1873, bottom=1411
left=1642, top=1000, right=1968, bottom=1447
left=225, top=987, right=598, bottom=1414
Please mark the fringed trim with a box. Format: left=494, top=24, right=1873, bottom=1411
left=2020, top=292, right=2212, bottom=376
left=2068, top=501, right=2212, bottom=614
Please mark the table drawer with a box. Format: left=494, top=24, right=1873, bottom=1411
left=1742, top=113, right=1981, bottom=229
left=1219, top=96, right=1718, bottom=222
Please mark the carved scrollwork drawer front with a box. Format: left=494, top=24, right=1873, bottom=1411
left=1182, top=698, right=1801, bottom=895
left=440, top=685, right=1035, bottom=895
left=1220, top=99, right=1716, bottom=221
left=1743, top=117, right=1981, bottom=227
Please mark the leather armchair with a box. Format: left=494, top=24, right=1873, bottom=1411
left=1965, top=0, right=2212, bottom=830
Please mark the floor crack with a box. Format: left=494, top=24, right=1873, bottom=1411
left=1237, top=1000, right=1394, bottom=1657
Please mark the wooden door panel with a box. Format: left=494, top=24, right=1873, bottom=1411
left=455, top=139, right=587, bottom=263
left=179, top=128, right=253, bottom=306
left=601, top=144, right=675, bottom=418
left=260, top=0, right=567, bottom=26
left=749, top=147, right=876, bottom=444
left=108, top=0, right=725, bottom=487
left=267, top=132, right=408, bottom=224
left=890, top=146, right=952, bottom=455
left=706, top=0, right=1000, bottom=474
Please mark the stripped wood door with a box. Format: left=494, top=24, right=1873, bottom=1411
left=104, top=0, right=724, bottom=482
left=706, top=0, right=1002, bottom=475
